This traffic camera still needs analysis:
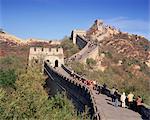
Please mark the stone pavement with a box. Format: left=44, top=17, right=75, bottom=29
left=56, top=67, right=142, bottom=120
left=92, top=90, right=142, bottom=120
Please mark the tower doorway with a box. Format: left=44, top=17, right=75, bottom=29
left=55, top=60, right=58, bottom=67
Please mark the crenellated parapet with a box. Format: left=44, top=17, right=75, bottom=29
left=44, top=62, right=101, bottom=119
left=29, top=47, right=63, bottom=55
left=29, top=47, right=64, bottom=67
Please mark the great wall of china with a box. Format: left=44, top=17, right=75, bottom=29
left=28, top=20, right=149, bottom=120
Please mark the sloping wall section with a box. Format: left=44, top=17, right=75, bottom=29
left=70, top=34, right=99, bottom=63
left=44, top=62, right=98, bottom=119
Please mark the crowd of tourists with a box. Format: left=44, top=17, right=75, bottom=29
left=69, top=69, right=149, bottom=119
left=70, top=70, right=145, bottom=113
left=98, top=83, right=144, bottom=114
left=81, top=79, right=144, bottom=113
left=110, top=86, right=143, bottom=112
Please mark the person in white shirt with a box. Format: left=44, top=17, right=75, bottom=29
left=121, top=92, right=126, bottom=108
left=93, top=80, right=96, bottom=90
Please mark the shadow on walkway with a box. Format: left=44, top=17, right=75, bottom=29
left=105, top=98, right=111, bottom=102
left=107, top=102, right=114, bottom=106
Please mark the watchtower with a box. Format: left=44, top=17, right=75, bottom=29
left=71, top=29, right=86, bottom=44
left=28, top=47, right=64, bottom=67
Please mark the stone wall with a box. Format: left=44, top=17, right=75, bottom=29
left=68, top=33, right=99, bottom=64
left=76, top=35, right=87, bottom=49
left=29, top=47, right=64, bottom=67
left=80, top=46, right=99, bottom=63
left=44, top=62, right=97, bottom=118
left=71, top=29, right=86, bottom=44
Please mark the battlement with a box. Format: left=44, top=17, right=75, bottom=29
left=29, top=47, right=64, bottom=67
left=29, top=47, right=63, bottom=55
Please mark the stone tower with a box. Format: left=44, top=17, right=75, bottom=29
left=28, top=47, right=64, bottom=67
left=71, top=29, right=86, bottom=44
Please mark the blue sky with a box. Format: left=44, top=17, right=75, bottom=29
left=0, top=0, right=149, bottom=40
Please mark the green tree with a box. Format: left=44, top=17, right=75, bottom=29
left=0, top=67, right=86, bottom=120
left=0, top=69, right=17, bottom=88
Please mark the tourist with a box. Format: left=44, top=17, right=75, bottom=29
left=111, top=87, right=116, bottom=102
left=83, top=80, right=86, bottom=84
left=97, top=85, right=101, bottom=94
left=88, top=80, right=93, bottom=88
left=71, top=70, right=74, bottom=77
left=121, top=92, right=126, bottom=108
left=114, top=89, right=119, bottom=107
left=86, top=80, right=91, bottom=86
left=136, top=96, right=143, bottom=113
left=93, top=80, right=97, bottom=90
left=127, top=92, right=134, bottom=109
left=102, top=83, right=107, bottom=94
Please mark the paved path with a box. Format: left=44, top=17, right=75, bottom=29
left=55, top=67, right=142, bottom=120
left=92, top=90, right=141, bottom=120
left=68, top=41, right=97, bottom=62
left=55, top=67, right=72, bottom=78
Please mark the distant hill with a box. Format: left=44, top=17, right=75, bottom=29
left=0, top=31, right=60, bottom=57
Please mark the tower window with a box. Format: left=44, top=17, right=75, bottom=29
left=34, top=47, right=36, bottom=51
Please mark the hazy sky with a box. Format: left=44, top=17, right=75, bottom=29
left=0, top=0, right=149, bottom=40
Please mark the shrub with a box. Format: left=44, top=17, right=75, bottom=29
left=0, top=69, right=16, bottom=88
left=86, top=58, right=96, bottom=67
left=70, top=62, right=85, bottom=75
